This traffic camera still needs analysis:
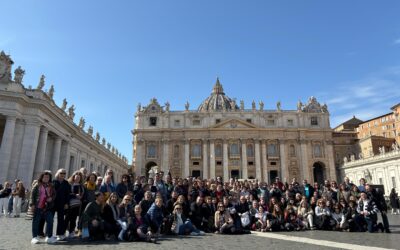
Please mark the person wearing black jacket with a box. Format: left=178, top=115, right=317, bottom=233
left=53, top=169, right=71, bottom=241
left=190, top=196, right=204, bottom=230
left=365, top=184, right=390, bottom=233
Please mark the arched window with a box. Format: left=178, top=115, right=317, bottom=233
left=289, top=145, right=296, bottom=157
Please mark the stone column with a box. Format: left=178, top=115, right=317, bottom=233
left=210, top=140, right=216, bottom=179
left=0, top=116, right=16, bottom=183
left=135, top=141, right=143, bottom=177
left=184, top=140, right=190, bottom=177
left=202, top=140, right=208, bottom=179
left=325, top=141, right=337, bottom=182
left=241, top=140, right=248, bottom=179
left=255, top=140, right=262, bottom=180
left=64, top=141, right=71, bottom=173
left=162, top=140, right=169, bottom=173
left=261, top=140, right=268, bottom=182
left=300, top=140, right=310, bottom=181
left=33, top=127, right=49, bottom=178
left=51, top=136, right=62, bottom=172
left=279, top=140, right=287, bottom=182
left=17, top=121, right=41, bottom=185
left=223, top=140, right=229, bottom=182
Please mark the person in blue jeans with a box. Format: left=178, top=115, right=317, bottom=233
left=30, top=171, right=57, bottom=244
left=170, top=204, right=205, bottom=236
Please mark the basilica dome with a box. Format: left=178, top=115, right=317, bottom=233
left=198, top=78, right=239, bottom=112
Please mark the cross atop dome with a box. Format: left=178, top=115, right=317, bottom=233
left=212, top=77, right=225, bottom=95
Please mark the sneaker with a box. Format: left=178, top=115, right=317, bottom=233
left=57, top=235, right=66, bottom=241
left=45, top=236, right=57, bottom=244
left=198, top=231, right=206, bottom=236
left=31, top=237, right=40, bottom=244
left=190, top=232, right=200, bottom=236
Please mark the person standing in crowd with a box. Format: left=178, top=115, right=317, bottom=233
left=84, top=173, right=98, bottom=204
left=12, top=181, right=25, bottom=217
left=190, top=196, right=205, bottom=231
left=0, top=182, right=12, bottom=217
left=80, top=168, right=88, bottom=182
left=52, top=169, right=70, bottom=241
left=102, top=192, right=122, bottom=240
left=390, top=188, right=400, bottom=215
left=365, top=184, right=390, bottom=233
left=116, top=174, right=132, bottom=200
left=96, top=176, right=103, bottom=190
left=65, top=171, right=85, bottom=239
left=30, top=171, right=57, bottom=244
left=100, top=175, right=116, bottom=201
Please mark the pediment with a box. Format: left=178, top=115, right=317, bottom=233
left=211, top=118, right=258, bottom=129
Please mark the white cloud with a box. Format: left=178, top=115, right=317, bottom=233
left=394, top=38, right=400, bottom=45
left=320, top=66, right=400, bottom=127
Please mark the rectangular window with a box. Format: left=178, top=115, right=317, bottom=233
left=173, top=145, right=180, bottom=158
left=191, top=144, right=201, bottom=158
left=215, top=119, right=221, bottom=124
left=392, top=176, right=397, bottom=188
left=81, top=159, right=85, bottom=168
left=246, top=119, right=252, bottom=124
left=147, top=145, right=157, bottom=158
left=192, top=119, right=201, bottom=126
left=270, top=162, right=277, bottom=166
left=311, top=117, right=318, bottom=126
left=230, top=143, right=240, bottom=157
left=379, top=178, right=383, bottom=185
left=216, top=161, right=222, bottom=165
left=267, top=144, right=277, bottom=156
left=248, top=161, right=254, bottom=166
left=246, top=144, right=254, bottom=157
left=149, top=117, right=157, bottom=126
left=193, top=161, right=200, bottom=166
left=174, top=120, right=180, bottom=127
left=267, top=119, right=275, bottom=126
left=287, top=119, right=294, bottom=126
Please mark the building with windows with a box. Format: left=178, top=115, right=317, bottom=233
left=132, top=78, right=336, bottom=183
left=0, top=51, right=128, bottom=185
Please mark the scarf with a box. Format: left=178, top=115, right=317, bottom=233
left=85, top=181, right=96, bottom=191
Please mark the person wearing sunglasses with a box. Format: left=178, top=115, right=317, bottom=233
left=214, top=202, right=234, bottom=234
left=53, top=168, right=71, bottom=241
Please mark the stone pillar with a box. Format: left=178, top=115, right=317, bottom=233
left=184, top=140, right=190, bottom=177
left=261, top=140, right=268, bottom=182
left=279, top=140, right=287, bottom=182
left=241, top=140, right=248, bottom=179
left=33, top=127, right=49, bottom=178
left=202, top=140, right=208, bottom=179
left=223, top=141, right=229, bottom=182
left=0, top=116, right=16, bottom=183
left=64, top=141, right=71, bottom=173
left=135, top=141, right=143, bottom=177
left=255, top=140, right=262, bottom=180
left=300, top=140, right=310, bottom=181
left=17, top=121, right=41, bottom=185
left=325, top=142, right=337, bottom=182
left=51, top=136, right=62, bottom=172
left=162, top=140, right=169, bottom=173
left=210, top=140, right=216, bottom=179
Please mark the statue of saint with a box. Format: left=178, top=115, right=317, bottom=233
left=240, top=100, right=244, bottom=110
left=68, top=105, right=75, bottom=120
left=107, top=143, right=111, bottom=150
left=102, top=138, right=106, bottom=146
left=87, top=126, right=93, bottom=136
left=13, top=66, right=25, bottom=84
left=252, top=100, right=256, bottom=111
left=95, top=132, right=100, bottom=141
left=259, top=101, right=264, bottom=111
left=185, top=101, right=190, bottom=111
left=61, top=98, right=68, bottom=111
left=78, top=117, right=85, bottom=129
left=37, top=75, right=45, bottom=90
left=48, top=85, right=55, bottom=99
left=297, top=100, right=303, bottom=111
left=277, top=101, right=281, bottom=111
left=165, top=101, right=170, bottom=112
left=343, top=156, right=348, bottom=163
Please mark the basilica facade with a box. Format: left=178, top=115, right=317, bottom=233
left=132, top=79, right=336, bottom=183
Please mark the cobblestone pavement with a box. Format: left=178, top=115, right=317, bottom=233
left=0, top=214, right=399, bottom=250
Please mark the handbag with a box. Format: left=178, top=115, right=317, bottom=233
left=241, top=212, right=250, bottom=227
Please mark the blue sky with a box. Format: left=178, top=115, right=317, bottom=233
left=1, top=1, right=400, bottom=162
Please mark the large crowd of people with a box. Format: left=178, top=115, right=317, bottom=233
left=0, top=168, right=399, bottom=245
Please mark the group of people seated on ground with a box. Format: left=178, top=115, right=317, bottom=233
left=25, top=167, right=392, bottom=244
